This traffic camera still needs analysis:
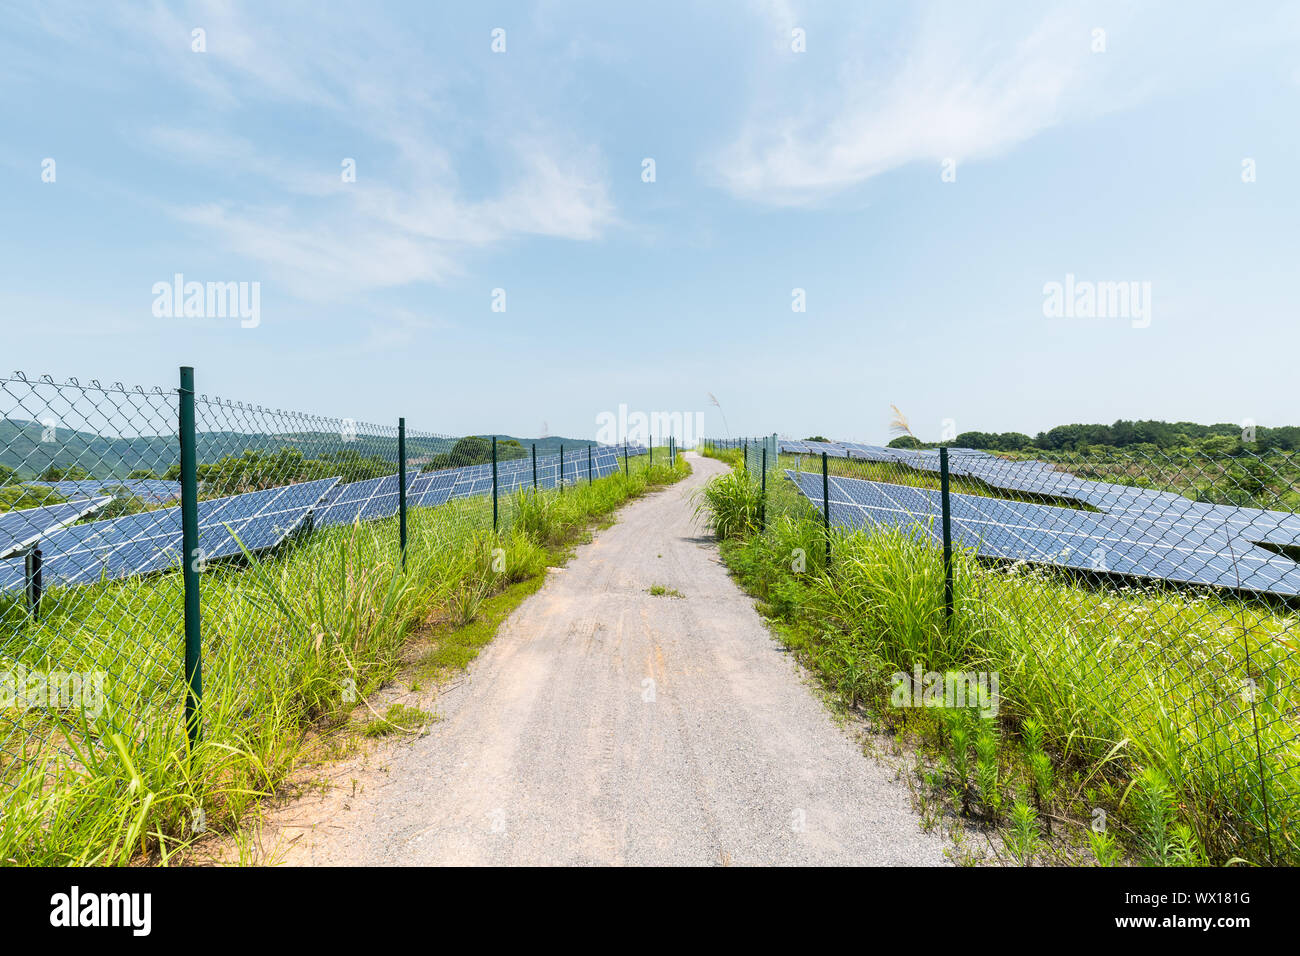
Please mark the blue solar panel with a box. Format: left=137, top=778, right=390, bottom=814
left=0, top=561, right=24, bottom=593
left=200, top=477, right=340, bottom=558
left=409, top=471, right=457, bottom=508
left=312, top=473, right=418, bottom=528
left=0, top=496, right=112, bottom=559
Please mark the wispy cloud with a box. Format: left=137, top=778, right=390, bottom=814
left=26, top=1, right=615, bottom=299
left=159, top=130, right=613, bottom=299
left=712, top=5, right=1111, bottom=205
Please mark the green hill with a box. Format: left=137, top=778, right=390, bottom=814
left=0, top=419, right=605, bottom=482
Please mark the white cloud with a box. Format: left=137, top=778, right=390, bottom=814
left=716, top=0, right=1300, bottom=206
left=712, top=5, right=1114, bottom=205
left=39, top=1, right=616, bottom=299
left=164, top=132, right=613, bottom=299
left=173, top=203, right=460, bottom=296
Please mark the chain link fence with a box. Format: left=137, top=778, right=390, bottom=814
left=0, top=368, right=647, bottom=821
left=703, top=436, right=1299, bottom=865
left=701, top=435, right=778, bottom=475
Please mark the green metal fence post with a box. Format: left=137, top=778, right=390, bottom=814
left=822, top=450, right=831, bottom=568
left=650, top=435, right=653, bottom=468
left=178, top=365, right=203, bottom=750
left=532, top=442, right=537, bottom=489
left=560, top=444, right=564, bottom=493
left=398, top=417, right=407, bottom=568
left=588, top=443, right=593, bottom=484
left=940, top=446, right=954, bottom=626
left=624, top=444, right=629, bottom=475
left=492, top=436, right=499, bottom=532
left=760, top=446, right=767, bottom=531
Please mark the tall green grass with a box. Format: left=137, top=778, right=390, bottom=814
left=699, top=444, right=744, bottom=468
left=693, top=468, right=764, bottom=540
left=0, top=453, right=689, bottom=864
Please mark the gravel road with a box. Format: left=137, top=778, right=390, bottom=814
left=280, top=452, right=950, bottom=866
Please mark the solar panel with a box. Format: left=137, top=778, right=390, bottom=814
left=312, top=473, right=414, bottom=528
left=0, top=496, right=112, bottom=559
left=409, top=470, right=457, bottom=508
left=199, top=477, right=340, bottom=558
left=0, top=561, right=24, bottom=593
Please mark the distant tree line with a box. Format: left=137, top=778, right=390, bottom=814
left=423, top=436, right=527, bottom=471
left=887, top=420, right=1300, bottom=454
left=172, top=448, right=396, bottom=496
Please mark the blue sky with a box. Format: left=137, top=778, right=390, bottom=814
left=2, top=1, right=1298, bottom=443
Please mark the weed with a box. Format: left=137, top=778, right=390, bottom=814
left=363, top=704, right=433, bottom=738
left=1008, top=800, right=1041, bottom=865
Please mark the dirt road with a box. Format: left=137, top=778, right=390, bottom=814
left=278, top=452, right=949, bottom=865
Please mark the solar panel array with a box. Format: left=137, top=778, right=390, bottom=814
left=1, top=443, right=647, bottom=595
left=314, top=472, right=415, bottom=528
left=781, top=439, right=1300, bottom=597
left=32, top=478, right=182, bottom=504
left=0, top=478, right=339, bottom=592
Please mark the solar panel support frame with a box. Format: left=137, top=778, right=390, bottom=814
left=25, top=546, right=42, bottom=622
